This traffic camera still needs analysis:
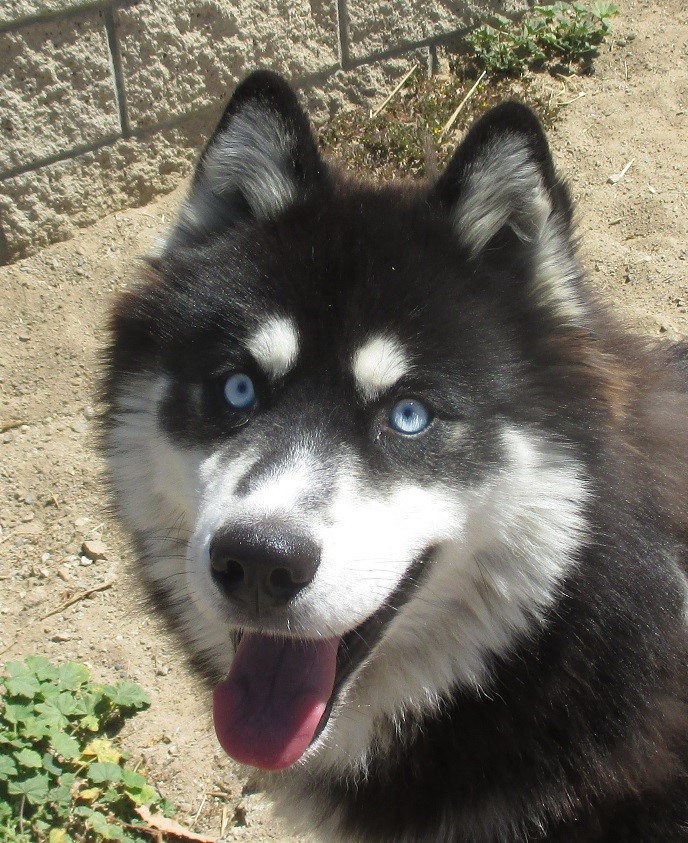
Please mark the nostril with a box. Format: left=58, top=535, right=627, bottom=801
left=211, top=553, right=245, bottom=595
left=224, top=559, right=245, bottom=588
left=269, top=567, right=299, bottom=599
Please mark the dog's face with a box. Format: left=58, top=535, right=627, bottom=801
left=104, top=72, right=591, bottom=774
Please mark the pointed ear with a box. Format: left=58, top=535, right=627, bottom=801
left=165, top=70, right=328, bottom=249
left=430, top=102, right=585, bottom=324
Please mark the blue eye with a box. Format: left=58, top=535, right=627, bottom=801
left=223, top=373, right=256, bottom=410
left=389, top=399, right=431, bottom=435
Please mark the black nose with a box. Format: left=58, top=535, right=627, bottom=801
left=209, top=526, right=321, bottom=611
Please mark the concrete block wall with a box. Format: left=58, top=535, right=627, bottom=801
left=0, top=0, right=516, bottom=264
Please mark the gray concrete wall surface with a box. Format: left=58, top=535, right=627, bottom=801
left=0, top=0, right=516, bottom=264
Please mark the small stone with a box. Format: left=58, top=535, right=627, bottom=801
left=41, top=552, right=51, bottom=563
left=21, top=512, right=35, bottom=523
left=57, top=567, right=71, bottom=582
left=51, top=632, right=72, bottom=642
left=74, top=517, right=90, bottom=529
left=82, top=540, right=108, bottom=561
left=18, top=333, right=30, bottom=342
left=80, top=556, right=93, bottom=567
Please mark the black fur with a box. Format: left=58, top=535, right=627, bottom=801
left=103, top=72, right=688, bottom=842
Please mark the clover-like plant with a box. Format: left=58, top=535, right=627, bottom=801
left=468, top=2, right=619, bottom=75
left=0, top=656, right=175, bottom=842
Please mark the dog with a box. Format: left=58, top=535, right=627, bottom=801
left=103, top=70, right=688, bottom=841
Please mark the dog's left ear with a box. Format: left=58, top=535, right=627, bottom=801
left=164, top=70, right=328, bottom=250
left=430, top=102, right=585, bottom=323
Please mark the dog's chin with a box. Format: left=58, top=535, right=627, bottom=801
left=212, top=554, right=430, bottom=772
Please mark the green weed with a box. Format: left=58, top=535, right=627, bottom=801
left=0, top=656, right=175, bottom=842
left=468, top=2, right=619, bottom=75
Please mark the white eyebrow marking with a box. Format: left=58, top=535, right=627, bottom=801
left=246, top=315, right=300, bottom=379
left=352, top=334, right=411, bottom=400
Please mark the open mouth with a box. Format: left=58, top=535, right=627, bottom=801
left=212, top=554, right=429, bottom=771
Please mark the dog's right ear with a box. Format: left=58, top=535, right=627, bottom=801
left=162, top=71, right=328, bottom=250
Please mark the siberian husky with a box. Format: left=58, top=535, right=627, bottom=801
left=103, top=70, right=688, bottom=841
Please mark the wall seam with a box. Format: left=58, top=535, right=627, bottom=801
left=103, top=2, right=130, bottom=137
left=0, top=135, right=122, bottom=182
left=335, top=0, right=350, bottom=68
left=0, top=0, right=139, bottom=35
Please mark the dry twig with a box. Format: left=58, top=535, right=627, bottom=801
left=41, top=579, right=116, bottom=620
left=439, top=71, right=487, bottom=141
left=370, top=65, right=419, bottom=118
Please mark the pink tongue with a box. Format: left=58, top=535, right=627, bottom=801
left=213, top=633, right=339, bottom=771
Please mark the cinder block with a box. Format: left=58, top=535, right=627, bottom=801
left=346, top=0, right=516, bottom=60
left=0, top=110, right=213, bottom=261
left=0, top=0, right=98, bottom=27
left=117, top=0, right=339, bottom=129
left=0, top=11, right=119, bottom=175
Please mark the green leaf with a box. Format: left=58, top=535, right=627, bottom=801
left=34, top=701, right=69, bottom=731
left=0, top=754, right=17, bottom=780
left=103, top=683, right=151, bottom=711
left=4, top=661, right=32, bottom=679
left=18, top=714, right=53, bottom=740
left=15, top=748, right=43, bottom=769
left=42, top=751, right=62, bottom=776
left=87, top=810, right=128, bottom=841
left=126, top=782, right=158, bottom=806
left=57, top=662, right=90, bottom=691
left=121, top=769, right=148, bottom=790
left=51, top=731, right=81, bottom=760
left=48, top=780, right=74, bottom=808
left=79, top=713, right=100, bottom=732
left=87, top=762, right=123, bottom=784
left=8, top=773, right=50, bottom=804
left=2, top=702, right=33, bottom=725
left=3, top=674, right=41, bottom=699
left=25, top=656, right=59, bottom=682
left=160, top=797, right=177, bottom=818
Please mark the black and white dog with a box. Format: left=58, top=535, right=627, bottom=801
left=103, top=71, right=688, bottom=841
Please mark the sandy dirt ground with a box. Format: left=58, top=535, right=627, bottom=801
left=1, top=0, right=686, bottom=838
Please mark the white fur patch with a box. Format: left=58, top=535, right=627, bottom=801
left=456, top=135, right=551, bottom=256
left=352, top=334, right=410, bottom=400
left=302, top=425, right=589, bottom=775
left=205, top=103, right=297, bottom=221
left=107, top=374, right=233, bottom=662
left=246, top=315, right=300, bottom=379
left=455, top=134, right=585, bottom=324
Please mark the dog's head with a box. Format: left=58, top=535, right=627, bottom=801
left=104, top=71, right=592, bottom=774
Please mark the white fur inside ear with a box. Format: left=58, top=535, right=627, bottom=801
left=455, top=134, right=551, bottom=256
left=204, top=102, right=298, bottom=220
left=454, top=133, right=585, bottom=323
